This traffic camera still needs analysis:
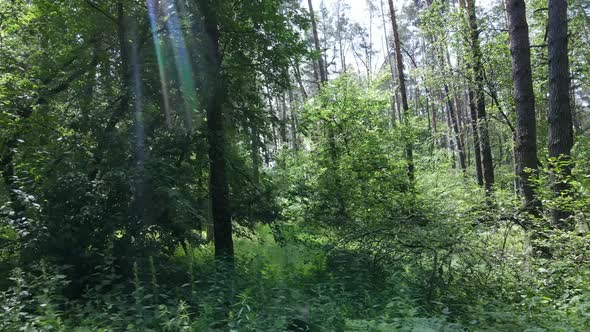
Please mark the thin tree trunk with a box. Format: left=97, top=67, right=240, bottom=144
left=446, top=84, right=467, bottom=173
left=446, top=103, right=457, bottom=169
left=336, top=1, right=347, bottom=74
left=308, top=0, right=327, bottom=85
left=438, top=41, right=467, bottom=173
left=288, top=88, right=299, bottom=151
left=280, top=94, right=288, bottom=144
left=466, top=0, right=494, bottom=193
left=468, top=90, right=484, bottom=186
left=292, top=62, right=308, bottom=100
left=250, top=117, right=260, bottom=185
left=460, top=0, right=494, bottom=195
left=388, top=0, right=415, bottom=183
left=380, top=0, right=397, bottom=126
left=432, top=97, right=438, bottom=134
left=335, top=0, right=347, bottom=73
left=571, top=85, right=581, bottom=133
left=80, top=43, right=98, bottom=130
left=117, top=0, right=130, bottom=118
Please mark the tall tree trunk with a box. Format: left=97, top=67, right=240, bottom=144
left=292, top=62, right=308, bottom=99
left=548, top=0, right=574, bottom=229
left=446, top=84, right=467, bottom=173
left=380, top=0, right=397, bottom=126
left=466, top=0, right=494, bottom=193
left=431, top=96, right=437, bottom=135
left=446, top=103, right=457, bottom=169
left=288, top=88, right=299, bottom=151
left=388, top=0, right=415, bottom=183
left=117, top=1, right=130, bottom=116
left=202, top=4, right=233, bottom=260
left=506, top=0, right=541, bottom=215
left=308, top=0, right=327, bottom=85
left=280, top=94, right=288, bottom=144
left=250, top=117, right=260, bottom=185
left=468, top=90, right=484, bottom=186
left=437, top=41, right=467, bottom=173
left=80, top=43, right=98, bottom=131
left=336, top=0, right=347, bottom=74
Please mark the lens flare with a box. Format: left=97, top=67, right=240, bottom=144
left=147, top=0, right=172, bottom=128
left=163, top=0, right=198, bottom=131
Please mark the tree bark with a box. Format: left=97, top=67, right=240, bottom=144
left=506, top=0, right=541, bottom=215
left=446, top=83, right=467, bottom=173
left=308, top=0, right=327, bottom=86
left=437, top=40, right=467, bottom=173
left=548, top=0, right=574, bottom=229
left=446, top=102, right=457, bottom=169
left=288, top=88, right=299, bottom=151
left=468, top=90, right=484, bottom=186
left=336, top=0, right=347, bottom=73
left=201, top=2, right=234, bottom=260
left=466, top=0, right=494, bottom=193
left=292, top=62, right=308, bottom=100
left=280, top=94, right=288, bottom=144
left=380, top=0, right=398, bottom=127
left=250, top=118, right=260, bottom=185
left=388, top=0, right=415, bottom=183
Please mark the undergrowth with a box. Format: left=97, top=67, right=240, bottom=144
left=1, top=222, right=588, bottom=331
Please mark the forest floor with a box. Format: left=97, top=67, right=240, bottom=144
left=1, top=220, right=587, bottom=331
left=167, top=225, right=496, bottom=331
left=0, top=222, right=587, bottom=331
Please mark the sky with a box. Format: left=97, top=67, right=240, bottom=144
left=310, top=0, right=498, bottom=23
left=305, top=0, right=500, bottom=76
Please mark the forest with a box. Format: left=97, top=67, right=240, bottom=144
left=0, top=0, right=589, bottom=330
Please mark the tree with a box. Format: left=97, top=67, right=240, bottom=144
left=547, top=0, right=574, bottom=228
left=308, top=0, right=327, bottom=86
left=192, top=0, right=308, bottom=260
left=388, top=0, right=415, bottom=183
left=506, top=0, right=541, bottom=215
left=423, top=1, right=467, bottom=173
left=197, top=0, right=234, bottom=260
left=465, top=0, right=494, bottom=193
left=379, top=0, right=399, bottom=126
left=335, top=0, right=351, bottom=73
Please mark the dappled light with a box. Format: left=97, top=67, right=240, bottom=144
left=0, top=0, right=589, bottom=331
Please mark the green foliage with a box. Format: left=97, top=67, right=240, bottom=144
left=1, top=0, right=590, bottom=331
left=0, top=0, right=307, bottom=291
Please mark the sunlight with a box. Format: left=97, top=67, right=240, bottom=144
left=2, top=0, right=587, bottom=330
left=147, top=0, right=172, bottom=128
left=163, top=0, right=199, bottom=131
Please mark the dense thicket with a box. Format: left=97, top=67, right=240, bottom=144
left=1, top=0, right=589, bottom=330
